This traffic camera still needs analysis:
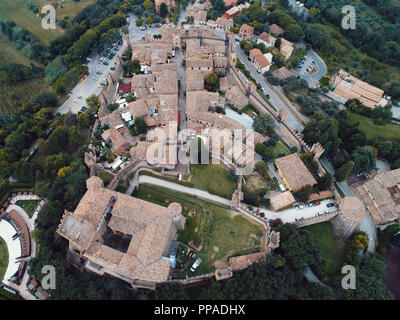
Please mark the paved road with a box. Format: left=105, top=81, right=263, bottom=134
left=174, top=49, right=187, bottom=129
left=320, top=157, right=354, bottom=197
left=138, top=175, right=232, bottom=206
left=232, top=43, right=305, bottom=131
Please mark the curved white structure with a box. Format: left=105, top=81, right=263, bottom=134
left=0, top=219, right=22, bottom=285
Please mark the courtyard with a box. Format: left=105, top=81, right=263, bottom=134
left=133, top=183, right=264, bottom=275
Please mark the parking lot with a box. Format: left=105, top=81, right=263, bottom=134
left=57, top=15, right=163, bottom=115
left=296, top=52, right=318, bottom=75
left=57, top=40, right=126, bottom=114
left=249, top=199, right=338, bottom=224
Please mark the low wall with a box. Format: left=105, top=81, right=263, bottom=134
left=295, top=211, right=338, bottom=228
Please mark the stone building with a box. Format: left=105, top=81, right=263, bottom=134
left=331, top=196, right=365, bottom=239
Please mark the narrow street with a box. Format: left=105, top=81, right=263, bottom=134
left=174, top=48, right=187, bottom=129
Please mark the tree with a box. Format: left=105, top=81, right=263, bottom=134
left=205, top=72, right=218, bottom=91
left=252, top=113, right=275, bottom=135
left=134, top=117, right=148, bottom=134
left=317, top=172, right=332, bottom=191
left=45, top=153, right=71, bottom=177
left=274, top=38, right=281, bottom=49
left=284, top=24, right=304, bottom=42
left=334, top=161, right=354, bottom=182
left=293, top=185, right=313, bottom=203
left=146, top=16, right=154, bottom=25
left=136, top=18, right=144, bottom=27
left=159, top=2, right=169, bottom=17
left=144, top=0, right=154, bottom=12
left=352, top=146, right=376, bottom=174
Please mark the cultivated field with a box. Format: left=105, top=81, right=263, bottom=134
left=0, top=0, right=94, bottom=44
left=0, top=78, right=52, bottom=114
left=0, top=34, right=33, bottom=66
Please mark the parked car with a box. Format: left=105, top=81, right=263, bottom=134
left=266, top=94, right=271, bottom=99
left=190, top=258, right=203, bottom=272
left=110, top=66, right=116, bottom=70
left=100, top=82, right=106, bottom=86
left=326, top=203, right=335, bottom=208
left=96, top=71, right=102, bottom=75
left=81, top=106, right=87, bottom=112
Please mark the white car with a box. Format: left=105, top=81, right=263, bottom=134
left=190, top=258, right=203, bottom=272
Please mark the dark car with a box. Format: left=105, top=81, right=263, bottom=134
left=262, top=157, right=268, bottom=163
left=266, top=94, right=271, bottom=99
left=326, top=203, right=335, bottom=208
left=103, top=61, right=109, bottom=65
left=80, top=106, right=87, bottom=112
left=110, top=66, right=116, bottom=70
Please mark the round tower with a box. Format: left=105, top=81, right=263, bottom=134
left=331, top=196, right=365, bottom=240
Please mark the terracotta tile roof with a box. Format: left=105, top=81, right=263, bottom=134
left=355, top=168, right=400, bottom=226
left=57, top=177, right=185, bottom=282
left=272, top=66, right=293, bottom=80
left=258, top=32, right=276, bottom=44
left=331, top=69, right=387, bottom=109
left=269, top=23, right=285, bottom=35
left=225, top=85, right=248, bottom=108
left=186, top=69, right=205, bottom=91
left=270, top=191, right=295, bottom=211
left=239, top=24, right=254, bottom=36
left=275, top=153, right=317, bottom=190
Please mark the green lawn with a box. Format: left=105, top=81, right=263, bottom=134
left=0, top=0, right=94, bottom=44
left=15, top=200, right=40, bottom=217
left=0, top=236, right=9, bottom=281
left=347, top=111, right=400, bottom=141
left=190, top=164, right=237, bottom=199
left=98, top=170, right=114, bottom=187
left=303, top=222, right=345, bottom=276
left=133, top=184, right=264, bottom=275
left=272, top=141, right=291, bottom=159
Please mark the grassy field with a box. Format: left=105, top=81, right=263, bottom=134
left=133, top=184, right=264, bottom=275
left=0, top=0, right=94, bottom=44
left=0, top=78, right=52, bottom=114
left=0, top=34, right=34, bottom=66
left=347, top=111, right=400, bottom=141
left=272, top=141, right=291, bottom=159
left=189, top=164, right=237, bottom=199
left=0, top=236, right=8, bottom=281
left=303, top=222, right=345, bottom=276
left=15, top=200, right=40, bottom=217
left=98, top=170, right=114, bottom=187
